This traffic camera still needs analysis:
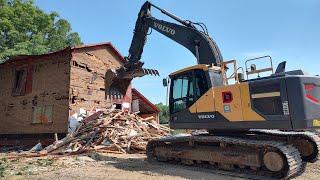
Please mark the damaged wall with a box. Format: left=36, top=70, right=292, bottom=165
left=0, top=49, right=71, bottom=134
left=0, top=43, right=134, bottom=136
left=69, top=45, right=132, bottom=114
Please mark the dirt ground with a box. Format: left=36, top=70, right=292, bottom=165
left=0, top=152, right=319, bottom=180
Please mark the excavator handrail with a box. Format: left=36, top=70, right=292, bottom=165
left=245, top=55, right=274, bottom=79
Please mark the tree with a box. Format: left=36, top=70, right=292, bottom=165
left=0, top=0, right=82, bottom=62
left=155, top=103, right=169, bottom=124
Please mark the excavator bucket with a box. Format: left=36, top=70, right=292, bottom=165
left=105, top=69, right=131, bottom=100
left=104, top=66, right=159, bottom=99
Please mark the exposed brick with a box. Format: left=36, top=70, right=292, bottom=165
left=0, top=43, right=132, bottom=135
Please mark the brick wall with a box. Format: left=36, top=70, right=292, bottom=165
left=0, top=50, right=71, bottom=134
left=69, top=46, right=131, bottom=114
left=0, top=43, right=134, bottom=135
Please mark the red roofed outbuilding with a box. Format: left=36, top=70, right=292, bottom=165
left=132, top=88, right=160, bottom=123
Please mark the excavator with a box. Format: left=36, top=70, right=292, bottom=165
left=106, top=1, right=320, bottom=179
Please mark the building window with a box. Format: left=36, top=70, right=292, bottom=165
left=12, top=68, right=28, bottom=96
left=12, top=66, right=33, bottom=96
left=32, top=106, right=53, bottom=124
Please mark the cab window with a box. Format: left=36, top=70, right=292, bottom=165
left=209, top=70, right=223, bottom=87
left=170, top=72, right=195, bottom=113
left=194, top=70, right=209, bottom=99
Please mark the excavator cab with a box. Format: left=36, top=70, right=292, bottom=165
left=165, top=65, right=223, bottom=123
left=169, top=69, right=209, bottom=114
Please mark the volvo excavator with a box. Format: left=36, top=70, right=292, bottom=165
left=106, top=2, right=320, bottom=179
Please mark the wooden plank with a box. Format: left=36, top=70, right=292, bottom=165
left=83, top=111, right=104, bottom=123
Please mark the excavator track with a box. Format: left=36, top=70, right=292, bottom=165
left=147, top=135, right=303, bottom=179
left=250, top=130, right=320, bottom=163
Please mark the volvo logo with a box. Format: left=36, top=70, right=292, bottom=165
left=198, top=114, right=215, bottom=119
left=154, top=22, right=176, bottom=35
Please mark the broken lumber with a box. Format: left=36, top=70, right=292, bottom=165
left=41, top=109, right=170, bottom=156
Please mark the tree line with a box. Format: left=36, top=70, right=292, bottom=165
left=0, top=0, right=82, bottom=62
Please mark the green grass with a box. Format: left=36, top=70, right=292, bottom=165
left=0, top=157, right=8, bottom=177
left=35, top=158, right=54, bottom=167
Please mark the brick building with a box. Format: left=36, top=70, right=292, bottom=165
left=0, top=42, right=159, bottom=141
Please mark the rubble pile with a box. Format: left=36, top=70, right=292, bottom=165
left=42, top=109, right=170, bottom=155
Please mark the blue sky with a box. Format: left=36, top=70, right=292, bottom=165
left=35, top=0, right=320, bottom=104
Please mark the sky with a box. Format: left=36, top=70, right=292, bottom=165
left=34, top=0, right=320, bottom=104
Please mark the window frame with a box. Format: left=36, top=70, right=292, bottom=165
left=194, top=69, right=210, bottom=100
left=208, top=70, right=223, bottom=87
left=169, top=71, right=196, bottom=113
left=12, top=68, right=28, bottom=96
left=12, top=65, right=33, bottom=97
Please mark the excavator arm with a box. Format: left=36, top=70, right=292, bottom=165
left=124, top=1, right=223, bottom=78
left=105, top=1, right=223, bottom=96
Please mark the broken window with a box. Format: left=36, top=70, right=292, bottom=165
left=72, top=60, right=91, bottom=72
left=12, top=66, right=33, bottom=96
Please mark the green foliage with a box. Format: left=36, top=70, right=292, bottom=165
left=0, top=164, right=5, bottom=177
left=0, top=157, right=8, bottom=177
left=0, top=0, right=82, bottom=62
left=155, top=103, right=169, bottom=124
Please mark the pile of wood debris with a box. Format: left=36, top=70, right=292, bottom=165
left=7, top=109, right=170, bottom=158
left=43, top=109, right=170, bottom=155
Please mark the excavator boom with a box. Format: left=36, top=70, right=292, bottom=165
left=127, top=1, right=223, bottom=68
left=105, top=1, right=223, bottom=96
